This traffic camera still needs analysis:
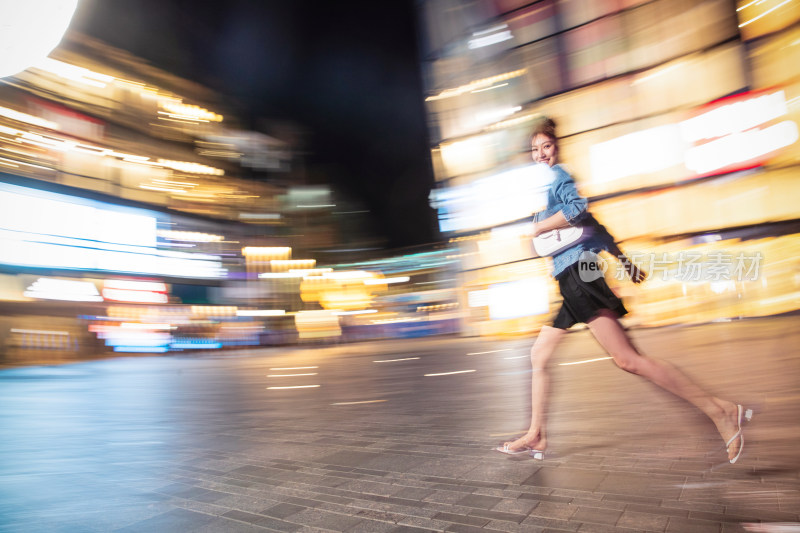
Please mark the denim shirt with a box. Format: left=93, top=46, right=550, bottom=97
left=533, top=164, right=609, bottom=278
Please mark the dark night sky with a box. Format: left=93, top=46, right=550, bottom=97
left=72, top=0, right=439, bottom=249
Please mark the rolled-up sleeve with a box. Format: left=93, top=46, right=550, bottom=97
left=552, top=166, right=588, bottom=225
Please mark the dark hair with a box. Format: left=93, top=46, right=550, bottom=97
left=530, top=116, right=557, bottom=142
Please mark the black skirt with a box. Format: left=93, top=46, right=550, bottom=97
left=552, top=261, right=628, bottom=330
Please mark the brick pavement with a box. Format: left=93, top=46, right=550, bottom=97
left=1, top=317, right=799, bottom=532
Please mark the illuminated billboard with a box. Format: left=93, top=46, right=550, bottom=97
left=0, top=182, right=226, bottom=279
left=430, top=163, right=555, bottom=233
left=589, top=88, right=799, bottom=185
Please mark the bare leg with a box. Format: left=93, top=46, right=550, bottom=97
left=587, top=309, right=742, bottom=461
left=503, top=325, right=566, bottom=452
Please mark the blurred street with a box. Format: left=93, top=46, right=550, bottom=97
left=1, top=317, right=798, bottom=533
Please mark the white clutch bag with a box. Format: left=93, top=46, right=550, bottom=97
left=532, top=226, right=585, bottom=257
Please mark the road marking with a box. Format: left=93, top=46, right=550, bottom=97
left=424, top=369, right=476, bottom=377
left=267, top=373, right=318, bottom=377
left=331, top=400, right=387, bottom=406
left=373, top=357, right=420, bottom=363
left=269, top=366, right=318, bottom=370
left=267, top=385, right=320, bottom=390
left=467, top=349, right=512, bottom=355
left=559, top=357, right=612, bottom=366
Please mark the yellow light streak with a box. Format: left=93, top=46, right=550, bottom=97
left=11, top=328, right=69, bottom=336
left=426, top=69, right=527, bottom=101
left=471, top=82, right=509, bottom=93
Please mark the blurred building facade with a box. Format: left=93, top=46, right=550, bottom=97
left=0, top=32, right=324, bottom=362
left=0, top=31, right=462, bottom=363
left=419, top=0, right=800, bottom=335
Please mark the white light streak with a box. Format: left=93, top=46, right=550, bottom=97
left=239, top=213, right=281, bottom=220
left=739, top=0, right=794, bottom=26
left=424, top=369, right=476, bottom=377
left=559, top=357, right=612, bottom=366
left=373, top=357, right=420, bottom=363
left=267, top=373, right=318, bottom=378
left=267, top=385, right=320, bottom=390
left=363, top=276, right=409, bottom=285
left=237, top=309, right=286, bottom=316
left=468, top=28, right=513, bottom=49
left=139, top=185, right=187, bottom=194
left=105, top=280, right=167, bottom=292
left=737, top=0, right=760, bottom=11
left=102, top=288, right=168, bottom=304
left=24, top=278, right=102, bottom=302
left=269, top=366, right=318, bottom=370
left=331, top=400, right=387, bottom=406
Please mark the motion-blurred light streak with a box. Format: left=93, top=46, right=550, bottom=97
left=331, top=400, right=387, bottom=405
left=559, top=357, right=613, bottom=366
left=237, top=309, right=286, bottom=317
left=373, top=357, right=420, bottom=363
left=739, top=0, right=795, bottom=26
left=24, top=278, right=102, bottom=302
left=424, top=369, right=476, bottom=376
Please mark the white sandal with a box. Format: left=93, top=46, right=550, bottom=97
left=727, top=404, right=753, bottom=464
left=495, top=444, right=545, bottom=459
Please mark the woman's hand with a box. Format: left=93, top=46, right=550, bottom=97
left=621, top=256, right=647, bottom=284
left=531, top=222, right=543, bottom=238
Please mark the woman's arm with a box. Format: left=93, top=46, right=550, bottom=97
left=532, top=166, right=587, bottom=236
left=532, top=210, right=570, bottom=236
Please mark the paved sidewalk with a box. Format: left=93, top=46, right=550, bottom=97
left=1, top=318, right=799, bottom=532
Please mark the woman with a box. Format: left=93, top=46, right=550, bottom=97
left=496, top=117, right=750, bottom=464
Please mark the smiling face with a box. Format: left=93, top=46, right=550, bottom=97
left=531, top=133, right=558, bottom=167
